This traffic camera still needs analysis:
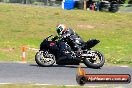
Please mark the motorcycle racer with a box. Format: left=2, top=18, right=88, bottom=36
left=35, top=25, right=105, bottom=68
left=52, top=24, right=84, bottom=56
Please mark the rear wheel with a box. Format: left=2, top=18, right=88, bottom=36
left=84, top=50, right=105, bottom=69
left=35, top=51, right=55, bottom=67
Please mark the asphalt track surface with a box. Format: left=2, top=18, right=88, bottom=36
left=0, top=62, right=131, bottom=87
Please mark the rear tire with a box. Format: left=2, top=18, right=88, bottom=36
left=35, top=51, right=55, bottom=67
left=84, top=50, right=105, bottom=69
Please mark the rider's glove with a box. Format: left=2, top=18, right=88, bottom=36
left=51, top=36, right=58, bottom=41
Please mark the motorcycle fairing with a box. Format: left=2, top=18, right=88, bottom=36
left=85, top=39, right=100, bottom=49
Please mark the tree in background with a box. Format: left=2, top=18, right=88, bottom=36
left=108, top=0, right=132, bottom=4
left=23, top=0, right=26, bottom=4
left=108, top=0, right=125, bottom=4
left=128, top=0, right=132, bottom=4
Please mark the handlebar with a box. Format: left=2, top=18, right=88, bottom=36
left=44, top=35, right=65, bottom=41
left=45, top=35, right=53, bottom=40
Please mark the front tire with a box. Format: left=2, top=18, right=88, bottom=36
left=84, top=50, right=105, bottom=69
left=35, top=51, right=55, bottom=67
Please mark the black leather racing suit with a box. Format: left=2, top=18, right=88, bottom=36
left=59, top=28, right=84, bottom=52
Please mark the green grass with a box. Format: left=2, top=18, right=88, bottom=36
left=0, top=84, right=80, bottom=88
left=0, top=3, right=132, bottom=65
left=119, top=5, right=132, bottom=11
left=0, top=84, right=131, bottom=88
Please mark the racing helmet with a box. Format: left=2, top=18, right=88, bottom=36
left=56, top=24, right=66, bottom=35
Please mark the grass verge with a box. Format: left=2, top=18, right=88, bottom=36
left=0, top=84, right=131, bottom=88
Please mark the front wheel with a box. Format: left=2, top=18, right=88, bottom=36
left=83, top=50, right=105, bottom=69
left=35, top=51, right=55, bottom=67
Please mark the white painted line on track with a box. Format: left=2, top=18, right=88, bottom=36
left=120, top=66, right=129, bottom=67
left=33, top=83, right=106, bottom=87
left=0, top=83, right=13, bottom=85
left=34, top=83, right=53, bottom=86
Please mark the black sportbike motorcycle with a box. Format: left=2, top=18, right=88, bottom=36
left=35, top=35, right=105, bottom=68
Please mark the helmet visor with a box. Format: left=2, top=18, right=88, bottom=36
left=56, top=28, right=61, bottom=35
